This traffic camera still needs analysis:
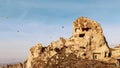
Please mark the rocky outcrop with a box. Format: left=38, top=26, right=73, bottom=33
left=0, top=61, right=27, bottom=68
left=66, top=17, right=111, bottom=61
left=110, top=44, right=120, bottom=66
left=1, top=17, right=118, bottom=68
left=24, top=17, right=114, bottom=68
left=111, top=44, right=120, bottom=58
left=28, top=46, right=116, bottom=68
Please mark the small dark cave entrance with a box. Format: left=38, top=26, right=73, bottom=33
left=41, top=47, right=46, bottom=52
left=116, top=59, right=120, bottom=67
left=79, top=34, right=85, bottom=37
left=108, top=52, right=112, bottom=57
left=82, top=28, right=91, bottom=31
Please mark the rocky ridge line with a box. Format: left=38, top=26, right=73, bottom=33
left=1, top=17, right=117, bottom=68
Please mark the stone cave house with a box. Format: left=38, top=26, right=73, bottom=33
left=26, top=17, right=120, bottom=68
left=64, top=17, right=120, bottom=66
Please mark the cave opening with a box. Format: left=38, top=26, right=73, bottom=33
left=79, top=34, right=85, bottom=37
left=108, top=52, right=112, bottom=57
left=41, top=47, right=46, bottom=52
left=82, top=28, right=91, bottom=31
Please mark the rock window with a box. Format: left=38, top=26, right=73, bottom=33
left=93, top=53, right=101, bottom=60
left=54, top=47, right=60, bottom=52
left=94, top=55, right=98, bottom=60
left=80, top=47, right=86, bottom=49
left=41, top=47, right=46, bottom=52
left=116, top=59, right=120, bottom=67
left=82, top=28, right=91, bottom=31
left=83, top=53, right=86, bottom=56
left=108, top=52, right=112, bottom=57
left=79, top=34, right=85, bottom=37
left=105, top=52, right=107, bottom=57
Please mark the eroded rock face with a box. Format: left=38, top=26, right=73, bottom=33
left=69, top=17, right=111, bottom=61
left=1, top=61, right=27, bottom=68
left=110, top=44, right=120, bottom=65
left=111, top=44, right=120, bottom=58
left=1, top=17, right=117, bottom=68
left=25, top=17, right=113, bottom=68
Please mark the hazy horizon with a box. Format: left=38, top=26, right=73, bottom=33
left=1, top=0, right=120, bottom=64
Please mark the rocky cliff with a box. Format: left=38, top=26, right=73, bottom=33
left=1, top=17, right=117, bottom=68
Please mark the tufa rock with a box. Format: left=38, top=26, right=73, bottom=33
left=1, top=17, right=119, bottom=68
left=25, top=17, right=114, bottom=68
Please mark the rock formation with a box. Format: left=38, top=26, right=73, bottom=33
left=0, top=62, right=26, bottom=68
left=1, top=17, right=118, bottom=68
left=110, top=44, right=120, bottom=67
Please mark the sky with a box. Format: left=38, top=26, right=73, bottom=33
left=0, top=0, right=120, bottom=64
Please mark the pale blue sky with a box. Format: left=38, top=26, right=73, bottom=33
left=0, top=0, right=120, bottom=64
